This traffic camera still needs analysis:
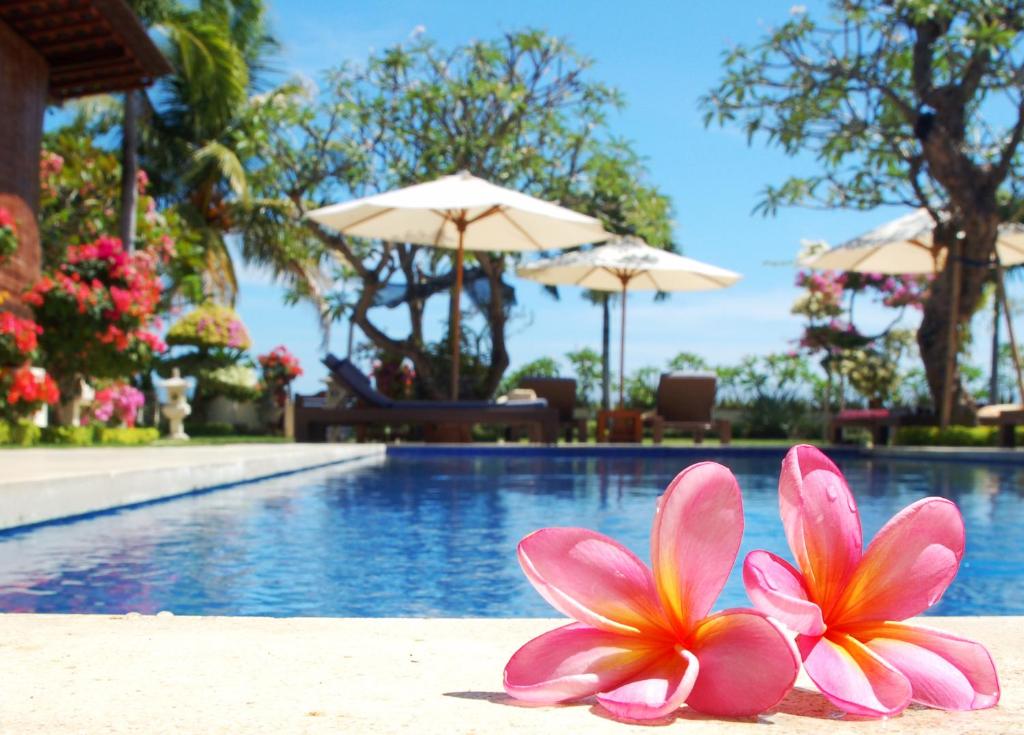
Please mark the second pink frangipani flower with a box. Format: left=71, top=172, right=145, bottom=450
left=504, top=462, right=800, bottom=720
left=744, top=445, right=1000, bottom=717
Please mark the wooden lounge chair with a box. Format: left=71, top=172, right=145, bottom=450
left=517, top=377, right=588, bottom=442
left=829, top=408, right=897, bottom=446
left=293, top=355, right=559, bottom=443
left=643, top=373, right=731, bottom=444
left=977, top=403, right=1024, bottom=447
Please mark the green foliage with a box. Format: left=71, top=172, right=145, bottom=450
left=838, top=329, right=916, bottom=407
left=201, top=363, right=261, bottom=401
left=624, top=367, right=660, bottom=410
left=95, top=426, right=160, bottom=445
left=666, top=352, right=711, bottom=372
left=565, top=348, right=603, bottom=407
left=702, top=1, right=1024, bottom=215
left=0, top=420, right=42, bottom=446
left=894, top=425, right=995, bottom=447
left=728, top=354, right=823, bottom=438
left=183, top=420, right=236, bottom=437
left=498, top=357, right=561, bottom=397
left=41, top=426, right=94, bottom=446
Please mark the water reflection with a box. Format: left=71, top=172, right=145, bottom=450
left=0, top=453, right=1021, bottom=616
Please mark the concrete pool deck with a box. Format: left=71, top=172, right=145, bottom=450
left=0, top=443, right=385, bottom=531
left=0, top=615, right=1018, bottom=734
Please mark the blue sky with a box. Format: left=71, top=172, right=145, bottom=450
left=230, top=0, right=997, bottom=393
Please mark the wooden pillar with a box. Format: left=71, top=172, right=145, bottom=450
left=0, top=19, right=48, bottom=316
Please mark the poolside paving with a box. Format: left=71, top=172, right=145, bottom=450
left=0, top=615, right=1018, bottom=734
left=0, top=443, right=385, bottom=531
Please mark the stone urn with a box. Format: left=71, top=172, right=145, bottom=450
left=160, top=368, right=191, bottom=440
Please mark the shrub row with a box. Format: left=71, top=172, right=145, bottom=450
left=0, top=420, right=160, bottom=447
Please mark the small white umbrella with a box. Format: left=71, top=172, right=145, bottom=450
left=517, top=236, right=742, bottom=407
left=801, top=208, right=1024, bottom=426
left=306, top=171, right=609, bottom=398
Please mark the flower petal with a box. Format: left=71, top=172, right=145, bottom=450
left=853, top=621, right=999, bottom=711
left=518, top=527, right=666, bottom=635
left=504, top=623, right=664, bottom=704
left=778, top=446, right=862, bottom=615
left=596, top=647, right=699, bottom=721
left=686, top=609, right=800, bottom=716
left=651, top=462, right=743, bottom=633
left=743, top=550, right=826, bottom=637
left=834, top=498, right=964, bottom=625
left=801, top=632, right=912, bottom=717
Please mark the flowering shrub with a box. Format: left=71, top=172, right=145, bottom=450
left=85, top=383, right=146, bottom=428
left=258, top=346, right=302, bottom=400
left=202, top=363, right=261, bottom=401
left=166, top=303, right=251, bottom=350
left=0, top=207, right=17, bottom=262
left=792, top=265, right=934, bottom=408
left=1, top=365, right=59, bottom=421
left=0, top=311, right=57, bottom=422
left=25, top=236, right=166, bottom=390
left=0, top=312, right=41, bottom=365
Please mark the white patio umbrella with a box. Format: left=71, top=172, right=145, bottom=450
left=801, top=208, right=1024, bottom=427
left=306, top=171, right=609, bottom=398
left=517, top=236, right=742, bottom=407
left=801, top=208, right=1024, bottom=273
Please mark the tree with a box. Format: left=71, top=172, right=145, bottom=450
left=243, top=30, right=673, bottom=398
left=703, top=0, right=1024, bottom=417
left=115, top=0, right=277, bottom=299
left=565, top=347, right=602, bottom=406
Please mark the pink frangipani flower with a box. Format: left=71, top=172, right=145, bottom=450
left=503, top=462, right=800, bottom=721
left=744, top=445, right=1000, bottom=717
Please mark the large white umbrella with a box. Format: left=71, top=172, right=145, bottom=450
left=801, top=208, right=1024, bottom=427
left=517, top=236, right=742, bottom=407
left=801, top=208, right=1024, bottom=273
left=306, top=171, right=609, bottom=398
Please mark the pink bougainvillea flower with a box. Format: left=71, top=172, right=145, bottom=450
left=744, top=445, right=1000, bottom=717
left=504, top=463, right=800, bottom=721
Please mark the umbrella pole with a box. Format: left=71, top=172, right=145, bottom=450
left=994, top=254, right=1024, bottom=403
left=451, top=224, right=466, bottom=400
left=941, top=239, right=962, bottom=429
left=618, top=278, right=628, bottom=409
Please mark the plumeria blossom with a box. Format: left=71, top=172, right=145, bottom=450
left=504, top=463, right=800, bottom=721
left=744, top=445, right=1000, bottom=717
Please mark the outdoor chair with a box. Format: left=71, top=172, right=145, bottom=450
left=517, top=377, right=589, bottom=442
left=293, top=354, right=559, bottom=444
left=828, top=408, right=897, bottom=446
left=977, top=403, right=1024, bottom=447
left=642, top=372, right=731, bottom=444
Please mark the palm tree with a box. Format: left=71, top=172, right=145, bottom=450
left=121, top=0, right=276, bottom=301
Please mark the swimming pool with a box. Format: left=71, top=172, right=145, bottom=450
left=1, top=448, right=1021, bottom=616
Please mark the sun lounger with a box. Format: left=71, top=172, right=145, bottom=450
left=643, top=373, right=731, bottom=444
left=517, top=377, right=588, bottom=442
left=829, top=408, right=897, bottom=446
left=977, top=403, right=1024, bottom=447
left=293, top=354, right=559, bottom=443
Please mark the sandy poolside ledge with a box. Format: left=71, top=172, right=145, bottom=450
left=0, top=615, right=1018, bottom=734
left=0, top=444, right=385, bottom=531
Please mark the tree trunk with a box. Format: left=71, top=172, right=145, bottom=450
left=990, top=287, right=1000, bottom=404
left=120, top=90, right=139, bottom=251
left=916, top=216, right=999, bottom=421
left=601, top=294, right=611, bottom=410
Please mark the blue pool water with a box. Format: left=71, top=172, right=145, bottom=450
left=0, top=449, right=1022, bottom=616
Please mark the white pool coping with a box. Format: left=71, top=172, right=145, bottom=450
left=0, top=443, right=385, bottom=531
left=0, top=614, right=1017, bottom=734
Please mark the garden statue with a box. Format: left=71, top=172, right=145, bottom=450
left=160, top=368, right=191, bottom=440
